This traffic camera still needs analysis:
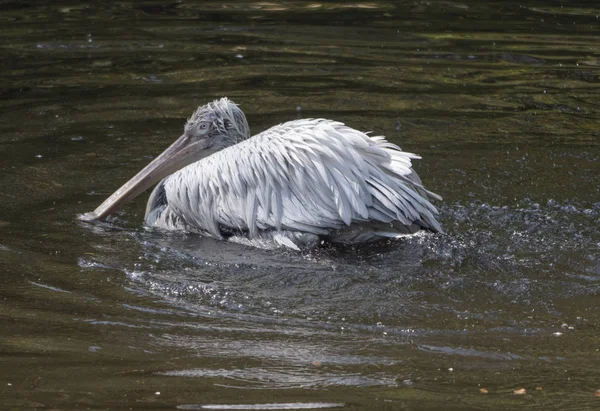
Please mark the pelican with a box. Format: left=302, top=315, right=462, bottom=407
left=80, top=98, right=442, bottom=249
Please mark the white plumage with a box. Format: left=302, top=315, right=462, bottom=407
left=144, top=113, right=442, bottom=249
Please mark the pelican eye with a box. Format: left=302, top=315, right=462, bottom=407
left=195, top=122, right=211, bottom=137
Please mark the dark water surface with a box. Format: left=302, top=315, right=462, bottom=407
left=2, top=1, right=600, bottom=410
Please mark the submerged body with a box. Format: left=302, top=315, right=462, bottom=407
left=82, top=98, right=442, bottom=249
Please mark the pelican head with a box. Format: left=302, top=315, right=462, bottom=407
left=80, top=98, right=250, bottom=221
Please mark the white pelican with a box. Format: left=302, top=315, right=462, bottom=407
left=80, top=98, right=442, bottom=249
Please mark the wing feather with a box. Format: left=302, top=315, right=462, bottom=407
left=245, top=187, right=258, bottom=237
left=157, top=118, right=442, bottom=241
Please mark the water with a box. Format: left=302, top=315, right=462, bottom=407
left=2, top=1, right=600, bottom=410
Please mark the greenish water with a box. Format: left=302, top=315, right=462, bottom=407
left=1, top=1, right=600, bottom=410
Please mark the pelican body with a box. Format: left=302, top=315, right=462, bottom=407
left=81, top=98, right=442, bottom=249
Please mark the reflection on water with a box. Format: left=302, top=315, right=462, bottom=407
left=177, top=403, right=345, bottom=410
left=1, top=1, right=600, bottom=410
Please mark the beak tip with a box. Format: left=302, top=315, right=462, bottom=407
left=78, top=211, right=99, bottom=222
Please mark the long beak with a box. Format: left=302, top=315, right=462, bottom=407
left=80, top=134, right=205, bottom=222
